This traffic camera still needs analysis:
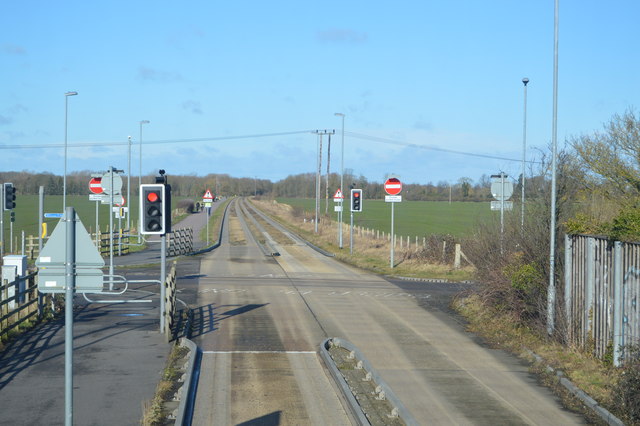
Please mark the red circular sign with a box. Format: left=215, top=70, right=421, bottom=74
left=89, top=177, right=103, bottom=194
left=384, top=178, right=402, bottom=195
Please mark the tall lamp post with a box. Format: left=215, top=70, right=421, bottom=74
left=521, top=78, right=529, bottom=231
left=334, top=113, right=345, bottom=248
left=127, top=136, right=132, bottom=234
left=63, top=91, right=78, bottom=211
left=548, top=0, right=559, bottom=336
left=138, top=120, right=149, bottom=243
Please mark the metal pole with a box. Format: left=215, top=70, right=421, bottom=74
left=95, top=201, right=99, bottom=247
left=10, top=216, right=13, bottom=253
left=350, top=212, right=354, bottom=255
left=206, top=207, right=209, bottom=245
left=127, top=136, right=131, bottom=235
left=39, top=186, right=44, bottom=252
left=139, top=120, right=149, bottom=244
left=160, top=234, right=166, bottom=334
left=64, top=206, right=76, bottom=426
left=500, top=172, right=505, bottom=254
left=63, top=91, right=77, bottom=212
left=521, top=78, right=529, bottom=231
left=109, top=167, right=114, bottom=289
left=390, top=202, right=395, bottom=268
left=336, top=113, right=345, bottom=249
left=316, top=133, right=322, bottom=233
left=547, top=0, right=559, bottom=336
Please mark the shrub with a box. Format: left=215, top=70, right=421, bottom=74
left=613, top=345, right=640, bottom=423
left=177, top=199, right=196, bottom=213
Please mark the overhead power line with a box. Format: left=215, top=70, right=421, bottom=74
left=0, top=130, right=315, bottom=150
left=345, top=131, right=540, bottom=164
left=0, top=128, right=539, bottom=164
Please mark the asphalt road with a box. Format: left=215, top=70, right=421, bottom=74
left=189, top=198, right=587, bottom=425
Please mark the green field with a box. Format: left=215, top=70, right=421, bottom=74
left=276, top=198, right=493, bottom=238
left=0, top=194, right=190, bottom=243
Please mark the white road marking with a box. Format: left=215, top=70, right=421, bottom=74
left=202, top=351, right=316, bottom=354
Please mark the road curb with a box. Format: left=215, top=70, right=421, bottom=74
left=320, top=337, right=418, bottom=426
left=175, top=338, right=200, bottom=426
left=525, top=349, right=624, bottom=426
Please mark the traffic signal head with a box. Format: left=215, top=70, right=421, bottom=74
left=140, top=184, right=167, bottom=235
left=351, top=189, right=362, bottom=212
left=4, top=183, right=16, bottom=210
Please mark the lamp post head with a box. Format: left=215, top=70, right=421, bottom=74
left=334, top=112, right=344, bottom=117
left=522, top=78, right=529, bottom=86
left=140, top=120, right=150, bottom=125
left=65, top=91, right=78, bottom=97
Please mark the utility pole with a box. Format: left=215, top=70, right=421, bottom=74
left=325, top=132, right=334, bottom=215
left=312, top=130, right=335, bottom=232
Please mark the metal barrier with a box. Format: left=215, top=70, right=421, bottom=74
left=164, top=261, right=178, bottom=342
left=565, top=234, right=640, bottom=365
left=167, top=228, right=193, bottom=257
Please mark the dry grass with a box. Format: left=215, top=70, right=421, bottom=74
left=250, top=198, right=474, bottom=281
left=453, top=294, right=620, bottom=419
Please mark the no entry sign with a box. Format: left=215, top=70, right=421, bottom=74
left=89, top=177, right=103, bottom=194
left=384, top=178, right=402, bottom=195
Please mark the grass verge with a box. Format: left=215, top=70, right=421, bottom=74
left=250, top=198, right=474, bottom=282
left=141, top=343, right=189, bottom=426
left=453, top=294, right=621, bottom=424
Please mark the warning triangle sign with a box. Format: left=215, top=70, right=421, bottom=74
left=333, top=189, right=344, bottom=199
left=203, top=189, right=214, bottom=199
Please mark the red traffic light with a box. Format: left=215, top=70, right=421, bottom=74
left=147, top=192, right=159, bottom=203
left=354, top=192, right=360, bottom=197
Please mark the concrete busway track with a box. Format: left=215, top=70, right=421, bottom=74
left=189, top=197, right=587, bottom=425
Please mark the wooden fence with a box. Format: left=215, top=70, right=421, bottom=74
left=1, top=272, right=53, bottom=340
left=565, top=234, right=640, bottom=365
left=21, top=229, right=131, bottom=260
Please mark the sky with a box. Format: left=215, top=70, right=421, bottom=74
left=1, top=1, right=639, bottom=187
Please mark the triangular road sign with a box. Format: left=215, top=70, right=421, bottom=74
left=37, top=213, right=104, bottom=293
left=203, top=189, right=214, bottom=199
left=333, top=189, right=344, bottom=199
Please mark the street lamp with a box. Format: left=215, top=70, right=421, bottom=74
left=334, top=112, right=345, bottom=248
left=127, top=136, right=132, bottom=234
left=63, top=91, right=78, bottom=211
left=139, top=120, right=149, bottom=243
left=521, top=78, right=529, bottom=231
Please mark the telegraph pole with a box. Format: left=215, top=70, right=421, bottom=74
left=312, top=130, right=335, bottom=232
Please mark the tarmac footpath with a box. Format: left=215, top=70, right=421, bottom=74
left=0, top=206, right=213, bottom=425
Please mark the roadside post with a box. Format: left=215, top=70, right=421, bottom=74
left=350, top=189, right=363, bottom=254
left=490, top=173, right=513, bottom=253
left=203, top=189, right=214, bottom=245
left=101, top=167, right=124, bottom=289
left=89, top=175, right=104, bottom=247
left=37, top=206, right=105, bottom=426
left=333, top=189, right=344, bottom=247
left=384, top=177, right=403, bottom=268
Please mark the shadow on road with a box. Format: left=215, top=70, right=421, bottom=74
left=237, top=411, right=282, bottom=426
left=190, top=303, right=268, bottom=338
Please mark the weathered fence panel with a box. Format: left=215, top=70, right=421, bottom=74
left=565, top=234, right=640, bottom=365
left=1, top=272, right=52, bottom=339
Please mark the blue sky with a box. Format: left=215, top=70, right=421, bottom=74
left=1, top=1, right=638, bottom=186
